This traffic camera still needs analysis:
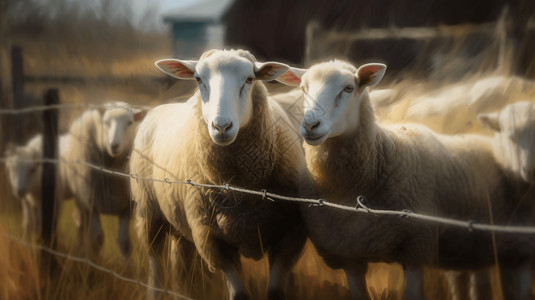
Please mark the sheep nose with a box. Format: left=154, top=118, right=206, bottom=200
left=111, top=143, right=120, bottom=152
left=303, top=120, right=320, bottom=132
left=212, top=121, right=233, bottom=133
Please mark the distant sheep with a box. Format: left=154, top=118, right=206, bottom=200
left=4, top=134, right=72, bottom=239
left=64, top=102, right=146, bottom=258
left=479, top=101, right=535, bottom=183
left=278, top=60, right=534, bottom=300
left=131, top=49, right=309, bottom=300
left=372, top=75, right=535, bottom=134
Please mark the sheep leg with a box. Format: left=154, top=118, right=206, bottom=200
left=403, top=266, right=425, bottom=300
left=21, top=197, right=31, bottom=240
left=135, top=203, right=168, bottom=300
left=169, top=236, right=198, bottom=292
left=147, top=234, right=166, bottom=300
left=199, top=236, right=246, bottom=300
left=75, top=206, right=88, bottom=252
left=184, top=196, right=248, bottom=299
left=117, top=211, right=132, bottom=259
left=468, top=269, right=491, bottom=300
left=266, top=221, right=307, bottom=300
left=500, top=262, right=532, bottom=300
left=88, top=212, right=104, bottom=256
left=193, top=232, right=247, bottom=299
left=444, top=271, right=472, bottom=300
left=224, top=264, right=248, bottom=300
left=189, top=232, right=246, bottom=299
left=344, top=264, right=370, bottom=300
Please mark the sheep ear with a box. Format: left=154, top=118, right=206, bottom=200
left=132, top=108, right=148, bottom=122
left=478, top=112, right=501, bottom=131
left=155, top=59, right=197, bottom=80
left=356, top=63, right=387, bottom=88
left=276, top=67, right=307, bottom=86
left=254, top=62, right=289, bottom=81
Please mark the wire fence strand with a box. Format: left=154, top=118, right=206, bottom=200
left=3, top=157, right=535, bottom=235
left=0, top=102, right=152, bottom=115
left=0, top=231, right=194, bottom=300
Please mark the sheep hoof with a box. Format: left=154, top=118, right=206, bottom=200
left=267, top=288, right=285, bottom=300
left=232, top=291, right=249, bottom=300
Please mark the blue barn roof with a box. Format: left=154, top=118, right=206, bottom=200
left=163, top=0, right=233, bottom=24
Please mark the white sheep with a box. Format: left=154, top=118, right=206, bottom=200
left=63, top=101, right=146, bottom=258
left=130, top=49, right=309, bottom=300
left=478, top=101, right=535, bottom=183
left=372, top=75, right=535, bottom=135
left=278, top=60, right=534, bottom=300
left=4, top=134, right=72, bottom=239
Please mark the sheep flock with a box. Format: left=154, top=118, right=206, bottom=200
left=4, top=48, right=535, bottom=300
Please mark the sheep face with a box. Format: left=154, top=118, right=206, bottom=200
left=155, top=49, right=289, bottom=146
left=479, top=101, right=535, bottom=183
left=278, top=61, right=386, bottom=145
left=5, top=147, right=41, bottom=198
left=100, top=103, right=144, bottom=158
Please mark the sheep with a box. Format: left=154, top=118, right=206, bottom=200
left=477, top=101, right=535, bottom=300
left=478, top=101, right=535, bottom=184
left=277, top=60, right=534, bottom=300
left=4, top=134, right=73, bottom=239
left=130, top=49, right=309, bottom=300
left=372, top=75, right=535, bottom=135
left=63, top=101, right=146, bottom=258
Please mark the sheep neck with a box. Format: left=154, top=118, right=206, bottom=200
left=306, top=94, right=393, bottom=204
left=193, top=82, right=277, bottom=188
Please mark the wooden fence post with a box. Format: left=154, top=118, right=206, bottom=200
left=41, top=89, right=58, bottom=249
left=10, top=46, right=24, bottom=145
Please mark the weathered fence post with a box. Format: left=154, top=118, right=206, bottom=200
left=41, top=89, right=58, bottom=251
left=10, top=46, right=24, bottom=145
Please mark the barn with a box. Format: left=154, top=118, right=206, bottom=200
left=162, top=0, right=233, bottom=58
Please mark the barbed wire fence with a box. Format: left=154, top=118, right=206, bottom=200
left=0, top=231, right=194, bottom=300
left=2, top=102, right=535, bottom=298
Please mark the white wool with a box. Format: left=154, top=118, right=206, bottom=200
left=280, top=60, right=534, bottom=300
left=63, top=101, right=146, bottom=258
left=4, top=134, right=72, bottom=239
left=132, top=49, right=309, bottom=299
left=373, top=75, right=535, bottom=135
left=479, top=101, right=535, bottom=183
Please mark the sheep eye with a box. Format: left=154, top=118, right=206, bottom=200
left=245, top=77, right=254, bottom=84
left=343, top=85, right=354, bottom=93
left=195, top=77, right=202, bottom=83
left=127, top=121, right=133, bottom=126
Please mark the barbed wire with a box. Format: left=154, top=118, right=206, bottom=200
left=3, top=157, right=535, bottom=235
left=0, top=102, right=152, bottom=115
left=0, top=231, right=194, bottom=300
